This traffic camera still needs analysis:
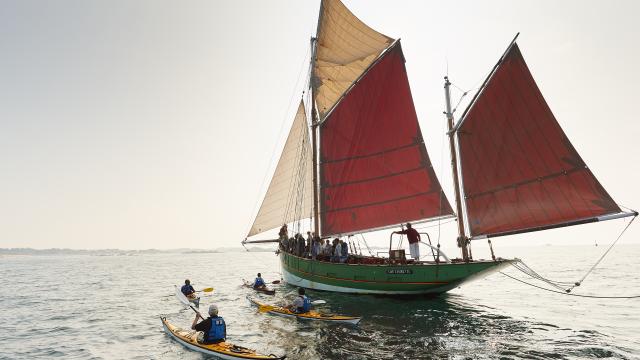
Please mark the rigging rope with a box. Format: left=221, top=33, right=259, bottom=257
left=500, top=272, right=640, bottom=299
left=574, top=214, right=636, bottom=286
left=502, top=215, right=638, bottom=298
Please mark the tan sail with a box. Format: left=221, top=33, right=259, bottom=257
left=247, top=101, right=313, bottom=237
left=313, top=0, right=393, bottom=119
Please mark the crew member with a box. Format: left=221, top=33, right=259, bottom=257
left=393, top=223, right=421, bottom=260
left=192, top=304, right=226, bottom=344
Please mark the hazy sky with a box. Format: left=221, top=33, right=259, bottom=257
left=1, top=0, right=638, bottom=252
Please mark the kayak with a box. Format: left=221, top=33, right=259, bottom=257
left=188, top=295, right=201, bottom=308
left=242, top=279, right=276, bottom=296
left=175, top=285, right=200, bottom=308
left=161, top=317, right=285, bottom=360
left=248, top=297, right=361, bottom=325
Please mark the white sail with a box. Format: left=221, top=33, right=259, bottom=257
left=247, top=101, right=313, bottom=237
left=313, top=0, right=393, bottom=119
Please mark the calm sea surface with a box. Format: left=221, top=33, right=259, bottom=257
left=1, top=245, right=639, bottom=359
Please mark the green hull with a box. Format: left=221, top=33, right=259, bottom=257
left=280, top=252, right=512, bottom=295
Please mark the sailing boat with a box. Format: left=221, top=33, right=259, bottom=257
left=242, top=0, right=637, bottom=295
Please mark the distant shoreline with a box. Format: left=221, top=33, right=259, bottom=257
left=0, top=247, right=276, bottom=255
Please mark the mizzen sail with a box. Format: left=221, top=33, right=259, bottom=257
left=247, top=101, right=313, bottom=237
left=456, top=43, right=627, bottom=239
left=319, top=42, right=454, bottom=237
left=313, top=0, right=393, bottom=120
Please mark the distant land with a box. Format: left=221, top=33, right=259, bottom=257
left=0, top=246, right=276, bottom=256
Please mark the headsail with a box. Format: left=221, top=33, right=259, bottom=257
left=247, top=101, right=313, bottom=237
left=456, top=43, right=631, bottom=239
left=319, top=42, right=454, bottom=237
left=312, top=0, right=393, bottom=120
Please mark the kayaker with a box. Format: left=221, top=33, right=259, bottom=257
left=192, top=304, right=226, bottom=344
left=181, top=279, right=196, bottom=299
left=287, top=288, right=311, bottom=314
left=253, top=273, right=266, bottom=290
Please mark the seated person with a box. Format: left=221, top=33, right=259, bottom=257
left=192, top=304, right=226, bottom=344
left=287, top=287, right=311, bottom=314
left=253, top=273, right=266, bottom=289
left=181, top=279, right=197, bottom=299
left=340, top=239, right=348, bottom=263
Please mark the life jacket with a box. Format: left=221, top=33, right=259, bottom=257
left=203, top=316, right=226, bottom=343
left=254, top=277, right=265, bottom=287
left=181, top=284, right=194, bottom=295
left=296, top=295, right=311, bottom=313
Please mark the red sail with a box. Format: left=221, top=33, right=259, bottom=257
left=457, top=43, right=621, bottom=238
left=319, top=42, right=453, bottom=236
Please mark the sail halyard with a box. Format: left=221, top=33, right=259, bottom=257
left=453, top=38, right=633, bottom=239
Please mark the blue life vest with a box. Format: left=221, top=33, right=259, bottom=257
left=181, top=284, right=195, bottom=295
left=203, top=316, right=226, bottom=343
left=254, top=277, right=265, bottom=288
left=297, top=295, right=311, bottom=313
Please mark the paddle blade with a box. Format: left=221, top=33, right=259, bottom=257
left=201, top=287, right=214, bottom=293
left=311, top=300, right=326, bottom=305
left=271, top=280, right=281, bottom=284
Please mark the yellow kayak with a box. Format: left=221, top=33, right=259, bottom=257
left=161, top=317, right=285, bottom=359
left=248, top=297, right=361, bottom=325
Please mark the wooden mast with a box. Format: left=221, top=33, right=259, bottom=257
left=444, top=76, right=470, bottom=261
left=310, top=36, right=321, bottom=238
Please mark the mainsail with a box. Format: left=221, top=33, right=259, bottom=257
left=247, top=101, right=313, bottom=237
left=312, top=0, right=393, bottom=120
left=455, top=42, right=629, bottom=239
left=319, top=42, right=454, bottom=236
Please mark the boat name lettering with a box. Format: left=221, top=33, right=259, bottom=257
left=386, top=269, right=413, bottom=274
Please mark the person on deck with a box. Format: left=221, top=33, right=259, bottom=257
left=340, top=239, right=349, bottom=263
left=322, top=239, right=332, bottom=257
left=392, top=223, right=421, bottom=260
left=306, top=231, right=313, bottom=257
left=296, top=233, right=305, bottom=256
left=311, top=237, right=321, bottom=260
left=192, top=304, right=226, bottom=344
left=278, top=224, right=288, bottom=251
left=332, top=238, right=342, bottom=262
left=253, top=273, right=266, bottom=290
left=287, top=287, right=311, bottom=314
left=181, top=279, right=196, bottom=299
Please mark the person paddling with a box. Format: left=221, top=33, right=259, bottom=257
left=192, top=304, right=226, bottom=344
left=181, top=279, right=197, bottom=300
left=253, top=273, right=266, bottom=290
left=287, top=288, right=311, bottom=314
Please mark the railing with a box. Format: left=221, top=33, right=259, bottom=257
left=388, top=232, right=451, bottom=263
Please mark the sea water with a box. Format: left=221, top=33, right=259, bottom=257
left=0, top=245, right=638, bottom=359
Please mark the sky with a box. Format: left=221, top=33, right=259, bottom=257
left=1, top=0, right=638, bottom=253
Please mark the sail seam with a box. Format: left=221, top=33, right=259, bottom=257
left=322, top=191, right=444, bottom=214
left=321, top=142, right=420, bottom=164
left=322, top=166, right=428, bottom=188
